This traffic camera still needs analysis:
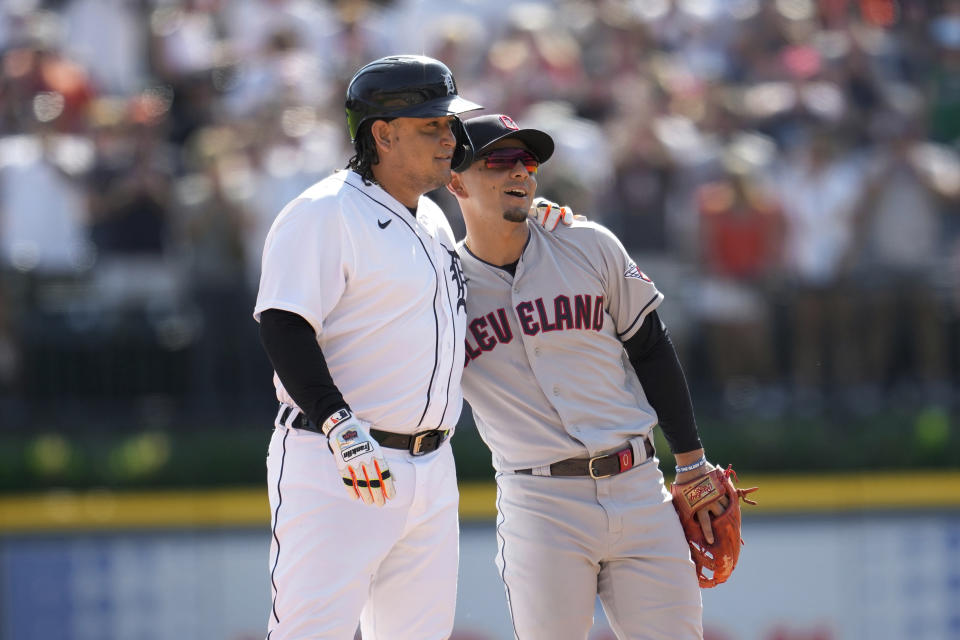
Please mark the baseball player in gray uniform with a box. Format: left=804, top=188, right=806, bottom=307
left=448, top=114, right=729, bottom=640
left=253, top=55, right=481, bottom=640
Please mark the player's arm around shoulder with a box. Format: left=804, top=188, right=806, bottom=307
left=528, top=195, right=609, bottom=231
left=527, top=198, right=609, bottom=240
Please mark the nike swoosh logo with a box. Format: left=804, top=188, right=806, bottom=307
left=378, top=219, right=392, bottom=229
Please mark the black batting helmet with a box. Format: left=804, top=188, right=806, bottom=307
left=345, top=55, right=482, bottom=143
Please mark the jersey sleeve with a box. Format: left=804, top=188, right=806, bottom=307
left=253, top=197, right=353, bottom=334
left=592, top=224, right=663, bottom=342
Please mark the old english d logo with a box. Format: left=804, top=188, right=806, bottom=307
left=443, top=72, right=456, bottom=95
left=447, top=248, right=467, bottom=313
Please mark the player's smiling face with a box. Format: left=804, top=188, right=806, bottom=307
left=462, top=138, right=538, bottom=224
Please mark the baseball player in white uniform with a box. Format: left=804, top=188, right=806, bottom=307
left=448, top=114, right=729, bottom=640
left=253, top=55, right=481, bottom=640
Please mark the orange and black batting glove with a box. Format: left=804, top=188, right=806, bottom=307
left=324, top=409, right=396, bottom=506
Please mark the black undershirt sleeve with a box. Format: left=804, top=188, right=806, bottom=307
left=623, top=309, right=703, bottom=454
left=258, top=308, right=350, bottom=428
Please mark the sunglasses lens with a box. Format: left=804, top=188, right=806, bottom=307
left=484, top=149, right=539, bottom=173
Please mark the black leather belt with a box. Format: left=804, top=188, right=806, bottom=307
left=369, top=428, right=450, bottom=456
left=515, top=438, right=654, bottom=479
left=280, top=406, right=450, bottom=456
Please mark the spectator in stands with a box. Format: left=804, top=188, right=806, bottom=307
left=773, top=126, right=866, bottom=402
left=222, top=27, right=329, bottom=119
left=176, top=124, right=254, bottom=407
left=0, top=39, right=95, bottom=135
left=0, top=282, right=16, bottom=390
left=928, top=0, right=960, bottom=145
left=62, top=0, right=147, bottom=96
left=844, top=112, right=960, bottom=400
left=695, top=140, right=784, bottom=395
left=87, top=97, right=173, bottom=258
left=0, top=118, right=91, bottom=275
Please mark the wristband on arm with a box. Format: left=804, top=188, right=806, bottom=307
left=675, top=456, right=707, bottom=474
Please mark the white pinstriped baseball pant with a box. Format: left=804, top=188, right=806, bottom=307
left=265, top=421, right=459, bottom=640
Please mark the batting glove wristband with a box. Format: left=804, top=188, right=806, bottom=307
left=323, top=409, right=396, bottom=506
left=529, top=197, right=574, bottom=231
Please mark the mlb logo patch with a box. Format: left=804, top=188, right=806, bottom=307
left=624, top=261, right=652, bottom=282
left=499, top=115, right=519, bottom=130
left=329, top=409, right=351, bottom=425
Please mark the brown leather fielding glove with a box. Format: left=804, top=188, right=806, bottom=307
left=670, top=465, right=758, bottom=588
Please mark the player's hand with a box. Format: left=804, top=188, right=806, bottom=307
left=325, top=410, right=396, bottom=506
left=670, top=464, right=757, bottom=587
left=675, top=462, right=729, bottom=545
left=529, top=197, right=574, bottom=231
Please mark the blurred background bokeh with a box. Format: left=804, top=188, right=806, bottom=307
left=0, top=0, right=958, bottom=639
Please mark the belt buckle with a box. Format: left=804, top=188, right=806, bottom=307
left=588, top=455, right=613, bottom=479
left=410, top=431, right=437, bottom=456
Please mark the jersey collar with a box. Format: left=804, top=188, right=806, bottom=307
left=342, top=170, right=421, bottom=219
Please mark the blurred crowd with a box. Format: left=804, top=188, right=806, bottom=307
left=1, top=0, right=960, bottom=426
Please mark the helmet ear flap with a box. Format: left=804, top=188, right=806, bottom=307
left=451, top=117, right=475, bottom=172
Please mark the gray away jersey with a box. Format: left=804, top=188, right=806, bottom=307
left=458, top=220, right=663, bottom=472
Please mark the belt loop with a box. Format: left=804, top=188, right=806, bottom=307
left=629, top=434, right=651, bottom=465
left=277, top=403, right=300, bottom=429
left=286, top=406, right=298, bottom=429
left=531, top=465, right=552, bottom=477
left=275, top=404, right=288, bottom=428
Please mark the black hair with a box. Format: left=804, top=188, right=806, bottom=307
left=346, top=119, right=392, bottom=185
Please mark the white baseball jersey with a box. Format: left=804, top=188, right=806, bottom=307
left=459, top=219, right=663, bottom=471
left=255, top=169, right=467, bottom=640
left=255, top=169, right=467, bottom=433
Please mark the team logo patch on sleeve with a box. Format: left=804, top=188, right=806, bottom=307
left=624, top=261, right=653, bottom=283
